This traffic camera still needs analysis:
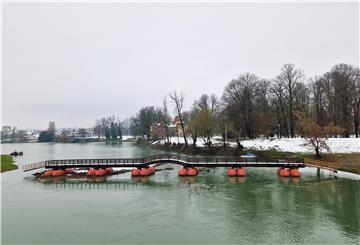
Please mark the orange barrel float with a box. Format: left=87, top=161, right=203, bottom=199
left=140, top=167, right=155, bottom=176
left=95, top=168, right=107, bottom=176
left=278, top=168, right=290, bottom=177
left=52, top=169, right=65, bottom=177
left=237, top=168, right=247, bottom=177
left=148, top=167, right=156, bottom=175
left=43, top=170, right=54, bottom=177
left=227, top=168, right=237, bottom=177
left=65, top=168, right=75, bottom=174
left=140, top=168, right=151, bottom=176
left=289, top=169, right=301, bottom=177
left=106, top=167, right=113, bottom=174
left=178, top=168, right=188, bottom=177
left=87, top=169, right=96, bottom=176
left=187, top=168, right=198, bottom=176
left=131, top=168, right=141, bottom=177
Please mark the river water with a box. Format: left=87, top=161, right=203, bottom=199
left=1, top=142, right=359, bottom=244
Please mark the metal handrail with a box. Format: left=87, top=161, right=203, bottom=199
left=24, top=154, right=304, bottom=171
left=42, top=154, right=303, bottom=166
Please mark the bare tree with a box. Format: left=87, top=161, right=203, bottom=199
left=169, top=91, right=188, bottom=146
left=216, top=103, right=231, bottom=149
left=310, top=76, right=328, bottom=126
left=254, top=79, right=273, bottom=136
left=223, top=73, right=258, bottom=138
left=275, top=64, right=305, bottom=138
left=296, top=113, right=344, bottom=157
left=354, top=76, right=360, bottom=137
left=188, top=105, right=200, bottom=148
left=330, top=64, right=357, bottom=137
left=270, top=79, right=290, bottom=137
left=162, top=96, right=171, bottom=143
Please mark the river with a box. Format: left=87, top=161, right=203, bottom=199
left=1, top=142, right=359, bottom=244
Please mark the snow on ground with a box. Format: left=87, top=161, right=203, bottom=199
left=122, top=135, right=134, bottom=140
left=239, top=137, right=360, bottom=153
left=153, top=136, right=360, bottom=153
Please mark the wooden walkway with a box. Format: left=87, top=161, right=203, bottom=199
left=22, top=154, right=304, bottom=172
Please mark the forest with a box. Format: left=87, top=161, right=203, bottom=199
left=94, top=63, right=360, bottom=150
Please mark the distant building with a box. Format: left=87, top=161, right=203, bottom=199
left=1, top=126, right=13, bottom=142
left=150, top=119, right=179, bottom=140
left=172, top=116, right=187, bottom=137
left=2, top=126, right=12, bottom=134
left=0, top=126, right=36, bottom=143
left=48, top=121, right=56, bottom=133
left=1, top=126, right=12, bottom=133
left=26, top=131, right=39, bottom=142
left=56, top=128, right=97, bottom=142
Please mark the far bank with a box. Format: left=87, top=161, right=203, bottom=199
left=135, top=137, right=360, bottom=175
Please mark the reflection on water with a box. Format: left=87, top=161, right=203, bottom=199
left=227, top=176, right=247, bottom=184
left=24, top=175, right=174, bottom=189
left=2, top=142, right=360, bottom=244
left=87, top=176, right=107, bottom=183
left=221, top=176, right=360, bottom=243
left=178, top=176, right=197, bottom=184
left=131, top=176, right=151, bottom=183
left=24, top=172, right=360, bottom=243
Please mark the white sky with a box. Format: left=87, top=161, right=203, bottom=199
left=2, top=2, right=359, bottom=129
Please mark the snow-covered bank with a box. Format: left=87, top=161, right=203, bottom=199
left=239, top=138, right=360, bottom=153
left=153, top=137, right=360, bottom=153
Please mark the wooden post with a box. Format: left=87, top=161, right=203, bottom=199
left=317, top=167, right=320, bottom=177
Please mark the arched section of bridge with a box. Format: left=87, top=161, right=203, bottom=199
left=143, top=159, right=189, bottom=167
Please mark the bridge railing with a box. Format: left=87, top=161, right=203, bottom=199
left=22, top=161, right=45, bottom=171
left=44, top=158, right=146, bottom=167
left=24, top=154, right=304, bottom=171
left=143, top=154, right=189, bottom=163
left=186, top=157, right=303, bottom=164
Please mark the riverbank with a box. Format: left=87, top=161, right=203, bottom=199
left=137, top=138, right=360, bottom=175
left=1, top=155, right=18, bottom=173
left=304, top=154, right=360, bottom=175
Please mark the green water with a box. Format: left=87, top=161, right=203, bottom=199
left=1, top=142, right=359, bottom=244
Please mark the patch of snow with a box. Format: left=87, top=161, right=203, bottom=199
left=122, top=135, right=134, bottom=140
left=239, top=137, right=359, bottom=153
left=153, top=136, right=360, bottom=153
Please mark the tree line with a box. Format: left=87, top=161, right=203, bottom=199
left=93, top=116, right=123, bottom=141
left=94, top=63, right=359, bottom=151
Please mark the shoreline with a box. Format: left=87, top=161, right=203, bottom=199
left=2, top=140, right=359, bottom=175
left=136, top=138, right=360, bottom=175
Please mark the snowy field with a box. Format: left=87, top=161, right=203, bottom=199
left=153, top=137, right=360, bottom=153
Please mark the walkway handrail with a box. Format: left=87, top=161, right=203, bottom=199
left=41, top=154, right=304, bottom=166
left=23, top=154, right=304, bottom=171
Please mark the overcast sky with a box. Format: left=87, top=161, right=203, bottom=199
left=2, top=2, right=359, bottom=129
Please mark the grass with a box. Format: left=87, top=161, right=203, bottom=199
left=1, top=155, right=18, bottom=173
left=304, top=153, right=360, bottom=175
